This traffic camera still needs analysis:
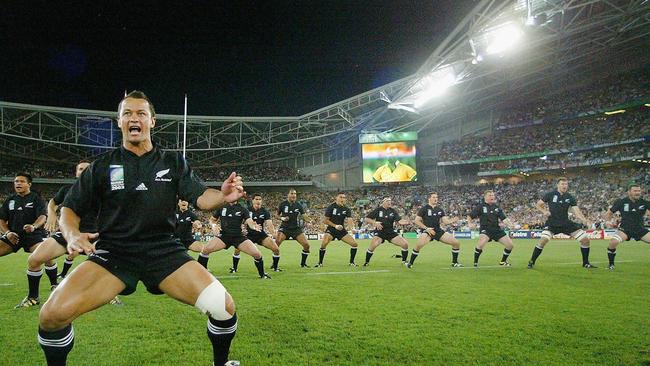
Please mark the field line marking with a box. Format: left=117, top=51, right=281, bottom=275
left=306, top=270, right=390, bottom=276
left=0, top=283, right=15, bottom=286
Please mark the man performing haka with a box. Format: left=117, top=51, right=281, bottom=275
left=275, top=189, right=311, bottom=268
left=604, top=183, right=649, bottom=270
left=230, top=193, right=281, bottom=273
left=198, top=201, right=271, bottom=279
left=38, top=91, right=243, bottom=366
left=175, top=199, right=204, bottom=253
left=467, top=190, right=515, bottom=267
left=408, top=192, right=463, bottom=268
left=0, top=173, right=54, bottom=308
left=527, top=177, right=595, bottom=269
left=315, top=192, right=359, bottom=267
left=363, top=198, right=410, bottom=267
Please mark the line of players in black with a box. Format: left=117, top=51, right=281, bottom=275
left=1, top=171, right=648, bottom=309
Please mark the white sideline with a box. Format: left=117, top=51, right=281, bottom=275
left=0, top=283, right=14, bottom=286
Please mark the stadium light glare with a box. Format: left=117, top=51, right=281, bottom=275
left=644, top=103, right=650, bottom=107
left=484, top=23, right=523, bottom=55
left=413, top=67, right=457, bottom=108
left=604, top=109, right=626, bottom=115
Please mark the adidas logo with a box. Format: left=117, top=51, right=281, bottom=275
left=136, top=183, right=148, bottom=191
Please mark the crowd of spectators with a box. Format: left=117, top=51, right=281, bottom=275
left=479, top=143, right=648, bottom=172
left=497, top=70, right=650, bottom=129
left=438, top=110, right=649, bottom=162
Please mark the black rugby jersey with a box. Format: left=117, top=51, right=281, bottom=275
left=366, top=206, right=401, bottom=233
left=213, top=203, right=250, bottom=236
left=278, top=200, right=304, bottom=230
left=610, top=197, right=649, bottom=229
left=542, top=190, right=577, bottom=226
left=470, top=202, right=506, bottom=231
left=53, top=185, right=98, bottom=233
left=63, top=146, right=207, bottom=254
left=0, top=191, right=47, bottom=237
left=325, top=203, right=351, bottom=226
left=417, top=204, right=445, bottom=229
left=249, top=207, right=271, bottom=234
left=175, top=209, right=198, bottom=241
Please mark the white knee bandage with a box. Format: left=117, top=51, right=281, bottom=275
left=573, top=230, right=587, bottom=242
left=611, top=234, right=623, bottom=243
left=195, top=280, right=231, bottom=320
left=540, top=231, right=552, bottom=240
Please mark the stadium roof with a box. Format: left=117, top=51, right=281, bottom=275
left=1, top=0, right=648, bottom=167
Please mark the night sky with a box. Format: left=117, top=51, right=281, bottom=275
left=1, top=1, right=477, bottom=116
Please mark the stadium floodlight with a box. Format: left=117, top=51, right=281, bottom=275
left=413, top=66, right=457, bottom=108
left=484, top=22, right=523, bottom=55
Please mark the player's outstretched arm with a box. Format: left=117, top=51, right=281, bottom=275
left=535, top=199, right=550, bottom=217
left=196, top=172, right=245, bottom=211
left=570, top=206, right=590, bottom=227
left=45, top=198, right=59, bottom=232
left=60, top=207, right=97, bottom=255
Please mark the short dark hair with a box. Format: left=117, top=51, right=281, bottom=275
left=15, top=173, right=33, bottom=184
left=288, top=188, right=296, bottom=194
left=337, top=192, right=346, bottom=196
left=628, top=183, right=641, bottom=191
left=429, top=192, right=438, bottom=197
left=557, top=177, right=568, bottom=184
left=484, top=190, right=494, bottom=196
left=118, top=90, right=156, bottom=117
left=253, top=193, right=262, bottom=199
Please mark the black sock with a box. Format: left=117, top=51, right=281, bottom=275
left=45, top=264, right=58, bottom=286
left=409, top=250, right=419, bottom=265
left=349, top=247, right=358, bottom=263
left=580, top=245, right=590, bottom=265
left=232, top=255, right=240, bottom=271
left=474, top=248, right=483, bottom=264
left=501, top=248, right=512, bottom=262
left=207, top=314, right=237, bottom=366
left=451, top=249, right=460, bottom=264
left=401, top=249, right=408, bottom=262
left=301, top=251, right=309, bottom=266
left=272, top=254, right=280, bottom=270
left=254, top=258, right=265, bottom=277
left=607, top=248, right=616, bottom=266
left=530, top=245, right=543, bottom=263
left=60, top=258, right=74, bottom=278
left=365, top=250, right=374, bottom=264
left=318, top=248, right=326, bottom=264
left=38, top=324, right=74, bottom=366
left=198, top=253, right=210, bottom=269
left=27, top=269, right=43, bottom=299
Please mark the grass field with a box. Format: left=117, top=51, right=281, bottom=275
left=1, top=239, right=649, bottom=365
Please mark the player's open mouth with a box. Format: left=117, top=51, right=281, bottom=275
left=128, top=126, right=142, bottom=135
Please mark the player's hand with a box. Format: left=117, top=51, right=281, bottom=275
left=543, top=211, right=551, bottom=217
left=426, top=228, right=435, bottom=236
left=252, top=223, right=262, bottom=232
left=67, top=232, right=99, bottom=255
left=45, top=218, right=57, bottom=232
left=281, top=216, right=289, bottom=222
left=221, top=172, right=245, bottom=203
left=23, top=224, right=35, bottom=233
left=335, top=225, right=343, bottom=231
left=374, top=222, right=383, bottom=230
left=5, top=231, right=19, bottom=245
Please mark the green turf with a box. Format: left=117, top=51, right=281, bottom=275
left=1, top=239, right=649, bottom=365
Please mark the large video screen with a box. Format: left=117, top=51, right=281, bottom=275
left=360, top=132, right=417, bottom=183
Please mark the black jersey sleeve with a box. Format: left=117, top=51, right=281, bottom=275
left=34, top=193, right=47, bottom=217
left=609, top=199, right=623, bottom=214
left=240, top=206, right=251, bottom=220
left=416, top=206, right=427, bottom=218
left=212, top=210, right=221, bottom=219
left=498, top=207, right=507, bottom=220
left=0, top=198, right=8, bottom=221
left=325, top=204, right=334, bottom=218
left=189, top=211, right=198, bottom=222
left=63, top=162, right=99, bottom=217
left=541, top=191, right=552, bottom=203
left=366, top=207, right=379, bottom=220
left=345, top=207, right=352, bottom=218
left=177, top=155, right=207, bottom=208
left=469, top=204, right=480, bottom=219
left=298, top=204, right=305, bottom=215
left=568, top=194, right=577, bottom=207
left=53, top=186, right=70, bottom=205
left=394, top=210, right=402, bottom=222
left=277, top=202, right=285, bottom=216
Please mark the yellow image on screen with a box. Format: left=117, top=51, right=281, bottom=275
left=362, top=142, right=417, bottom=183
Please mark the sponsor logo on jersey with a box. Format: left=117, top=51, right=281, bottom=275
left=25, top=202, right=34, bottom=208
left=155, top=168, right=172, bottom=182
left=135, top=183, right=148, bottom=191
